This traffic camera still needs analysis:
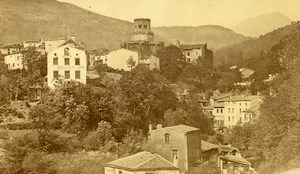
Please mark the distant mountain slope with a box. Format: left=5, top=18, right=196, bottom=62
left=233, top=12, right=292, bottom=37
left=215, top=21, right=300, bottom=66
left=0, top=0, right=248, bottom=51
left=152, top=25, right=249, bottom=50
left=0, top=0, right=134, bottom=49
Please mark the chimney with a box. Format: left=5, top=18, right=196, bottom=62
left=176, top=40, right=181, bottom=48
left=149, top=124, right=153, bottom=132
left=157, top=124, right=162, bottom=129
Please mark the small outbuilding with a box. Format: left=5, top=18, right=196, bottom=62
left=105, top=151, right=179, bottom=174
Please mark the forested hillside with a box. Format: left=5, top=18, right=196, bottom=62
left=214, top=21, right=299, bottom=66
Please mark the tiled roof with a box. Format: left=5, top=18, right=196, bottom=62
left=213, top=102, right=225, bottom=108
left=25, top=40, right=40, bottom=44
left=105, top=151, right=178, bottom=171
left=219, top=95, right=258, bottom=102
left=167, top=124, right=200, bottom=133
left=180, top=44, right=206, bottom=50
left=203, top=106, right=213, bottom=110
left=201, top=140, right=219, bottom=151
left=219, top=155, right=251, bottom=165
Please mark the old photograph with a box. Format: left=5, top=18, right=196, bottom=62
left=0, top=0, right=300, bottom=173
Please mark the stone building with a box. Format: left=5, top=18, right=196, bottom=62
left=177, top=41, right=213, bottom=67
left=121, top=18, right=164, bottom=59
left=147, top=124, right=202, bottom=173
left=0, top=43, right=23, bottom=55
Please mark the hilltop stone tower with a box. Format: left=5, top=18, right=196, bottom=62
left=121, top=18, right=164, bottom=58
left=132, top=18, right=154, bottom=42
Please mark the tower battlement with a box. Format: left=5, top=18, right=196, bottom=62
left=132, top=18, right=154, bottom=42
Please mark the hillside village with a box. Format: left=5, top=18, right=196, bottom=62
left=0, top=1, right=300, bottom=174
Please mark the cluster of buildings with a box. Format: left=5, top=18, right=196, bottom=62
left=203, top=92, right=262, bottom=129
left=105, top=124, right=255, bottom=174
left=0, top=18, right=214, bottom=89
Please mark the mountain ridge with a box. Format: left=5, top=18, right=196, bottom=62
left=0, top=0, right=249, bottom=51
left=233, top=12, right=292, bottom=37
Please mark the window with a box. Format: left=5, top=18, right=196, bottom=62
left=232, top=108, right=234, bottom=113
left=245, top=102, right=248, bottom=106
left=217, top=109, right=219, bottom=113
left=75, top=58, right=80, bottom=65
left=187, top=52, right=190, bottom=56
left=75, top=70, right=80, bottom=79
left=144, top=25, right=148, bottom=29
left=240, top=109, right=242, bottom=114
left=54, top=53, right=57, bottom=56
left=239, top=103, right=241, bottom=106
left=228, top=108, right=230, bottom=114
left=13, top=63, right=14, bottom=67
left=138, top=25, right=142, bottom=28
left=64, top=47, right=70, bottom=56
left=53, top=57, right=58, bottom=65
left=165, top=133, right=170, bottom=143
left=118, top=171, right=122, bottom=174
left=53, top=71, right=59, bottom=79
left=65, top=58, right=70, bottom=65
left=221, top=109, right=223, bottom=113
left=228, top=116, right=230, bottom=121
left=172, top=149, right=178, bottom=160
left=65, top=71, right=70, bottom=79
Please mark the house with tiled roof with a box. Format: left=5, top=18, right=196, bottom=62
left=105, top=151, right=179, bottom=174
left=147, top=124, right=202, bottom=173
left=177, top=41, right=213, bottom=67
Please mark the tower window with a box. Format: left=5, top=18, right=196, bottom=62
left=165, top=133, right=170, bottom=143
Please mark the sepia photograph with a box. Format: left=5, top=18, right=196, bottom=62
left=0, top=0, right=300, bottom=173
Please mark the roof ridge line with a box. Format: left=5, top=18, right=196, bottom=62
left=135, top=152, right=156, bottom=169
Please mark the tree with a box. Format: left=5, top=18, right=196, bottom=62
left=119, top=66, right=178, bottom=131
left=155, top=45, right=186, bottom=82
left=126, top=56, right=136, bottom=70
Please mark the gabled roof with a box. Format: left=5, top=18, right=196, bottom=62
left=58, top=39, right=85, bottom=50
left=180, top=44, right=206, bottom=50
left=166, top=124, right=200, bottom=133
left=105, top=151, right=178, bottom=171
left=201, top=140, right=219, bottom=151
left=219, top=155, right=251, bottom=166
left=219, top=95, right=258, bottom=102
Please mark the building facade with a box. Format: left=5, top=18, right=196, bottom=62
left=4, top=53, right=25, bottom=70
left=47, top=39, right=86, bottom=89
left=0, top=44, right=23, bottom=55
left=23, top=39, right=44, bottom=48
left=147, top=124, right=202, bottom=173
left=99, top=48, right=139, bottom=71
left=178, top=43, right=213, bottom=67
left=220, top=96, right=261, bottom=129
left=105, top=151, right=179, bottom=174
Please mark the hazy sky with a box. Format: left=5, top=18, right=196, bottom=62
left=60, top=0, right=300, bottom=28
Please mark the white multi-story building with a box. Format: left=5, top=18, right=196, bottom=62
left=4, top=53, right=25, bottom=70
left=219, top=95, right=261, bottom=129
left=47, top=39, right=86, bottom=89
